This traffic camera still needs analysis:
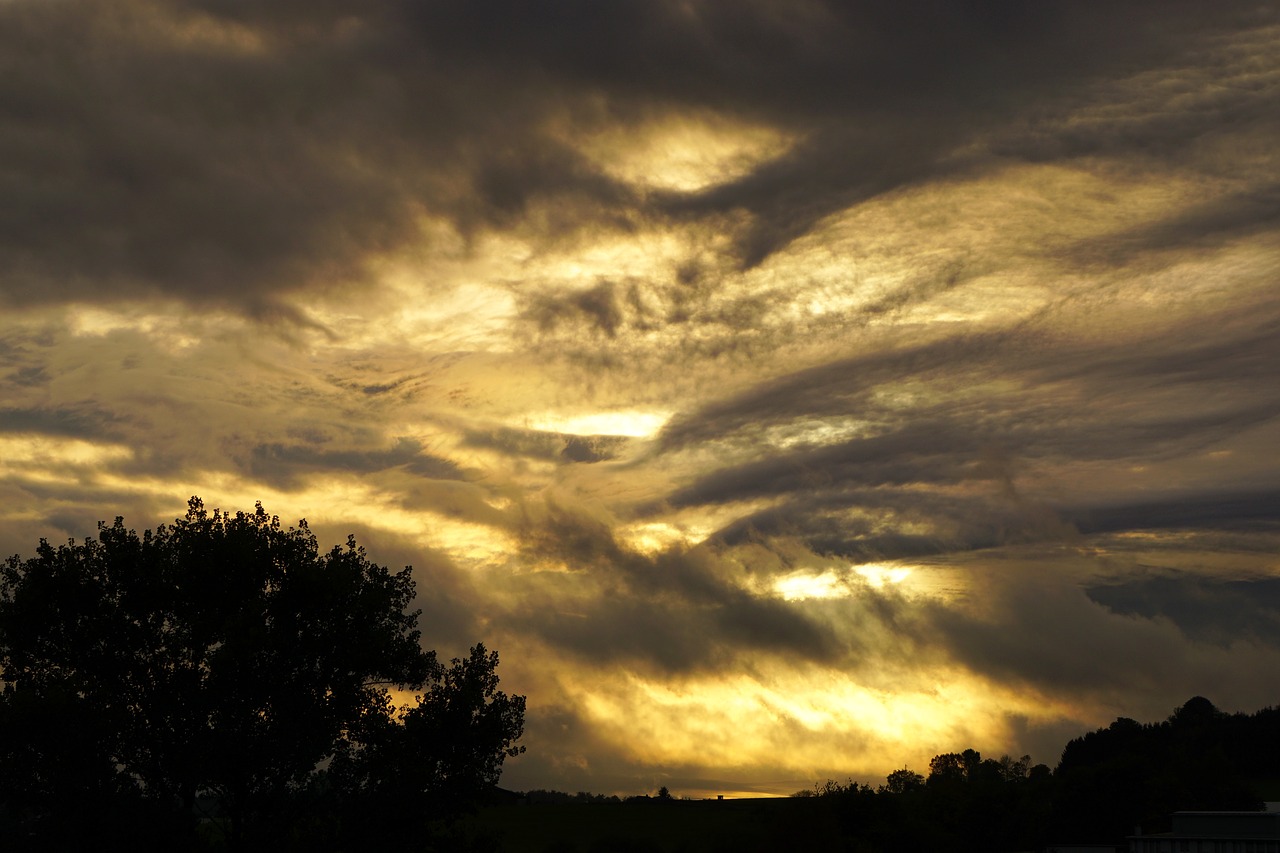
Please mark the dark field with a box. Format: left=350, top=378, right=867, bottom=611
left=470, top=798, right=843, bottom=853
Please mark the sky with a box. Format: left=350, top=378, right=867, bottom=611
left=2, top=0, right=1279, bottom=798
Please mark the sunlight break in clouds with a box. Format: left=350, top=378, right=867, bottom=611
left=771, top=564, right=915, bottom=601
left=574, top=113, right=797, bottom=194
left=526, top=410, right=671, bottom=439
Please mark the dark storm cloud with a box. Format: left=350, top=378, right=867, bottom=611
left=466, top=145, right=636, bottom=232
left=506, top=578, right=839, bottom=675
left=0, top=405, right=125, bottom=440
left=0, top=481, right=182, bottom=562
left=246, top=437, right=464, bottom=488
left=758, top=294, right=1272, bottom=430
left=637, top=0, right=1277, bottom=264
left=916, top=574, right=1204, bottom=693
left=4, top=0, right=1275, bottom=318
left=1068, top=490, right=1280, bottom=536
left=408, top=0, right=1264, bottom=119
left=4, top=365, right=48, bottom=387
left=993, top=74, right=1280, bottom=172
left=1049, top=308, right=1280, bottom=388
left=524, top=280, right=630, bottom=339
left=665, top=421, right=983, bottom=509
left=462, top=425, right=629, bottom=463
left=1087, top=573, right=1280, bottom=647
left=655, top=331, right=1012, bottom=451
left=664, top=126, right=963, bottom=268
left=712, top=486, right=1072, bottom=563
left=506, top=594, right=730, bottom=674
left=509, top=505, right=839, bottom=672
left=0, top=0, right=631, bottom=318
left=1064, top=185, right=1280, bottom=272
left=665, top=393, right=1280, bottom=513
left=390, top=0, right=1280, bottom=271
left=522, top=504, right=726, bottom=604
left=647, top=291, right=1280, bottom=567
left=658, top=291, right=1280, bottom=458
left=886, top=553, right=1280, bottom=715
left=1, top=1, right=410, bottom=316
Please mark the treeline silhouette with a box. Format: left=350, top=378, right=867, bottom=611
left=514, top=697, right=1278, bottom=853
left=523, top=789, right=624, bottom=804
left=786, top=696, right=1276, bottom=851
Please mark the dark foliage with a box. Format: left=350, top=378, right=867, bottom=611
left=1053, top=696, right=1266, bottom=842
left=522, top=789, right=622, bottom=804
left=0, top=498, right=524, bottom=850
left=792, top=696, right=1277, bottom=852
left=323, top=644, right=526, bottom=845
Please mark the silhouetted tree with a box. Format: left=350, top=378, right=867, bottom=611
left=0, top=498, right=524, bottom=849
left=880, top=768, right=925, bottom=795
left=926, top=751, right=967, bottom=786
left=326, top=644, right=525, bottom=842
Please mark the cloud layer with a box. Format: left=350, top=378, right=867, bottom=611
left=3, top=0, right=1279, bottom=795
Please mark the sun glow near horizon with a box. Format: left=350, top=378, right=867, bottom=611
left=560, top=662, right=1078, bottom=790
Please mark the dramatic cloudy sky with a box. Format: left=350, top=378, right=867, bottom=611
left=3, top=0, right=1279, bottom=796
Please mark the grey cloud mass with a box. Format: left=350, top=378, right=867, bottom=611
left=2, top=0, right=1279, bottom=796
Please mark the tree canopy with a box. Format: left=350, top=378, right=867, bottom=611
left=0, top=498, right=524, bottom=849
